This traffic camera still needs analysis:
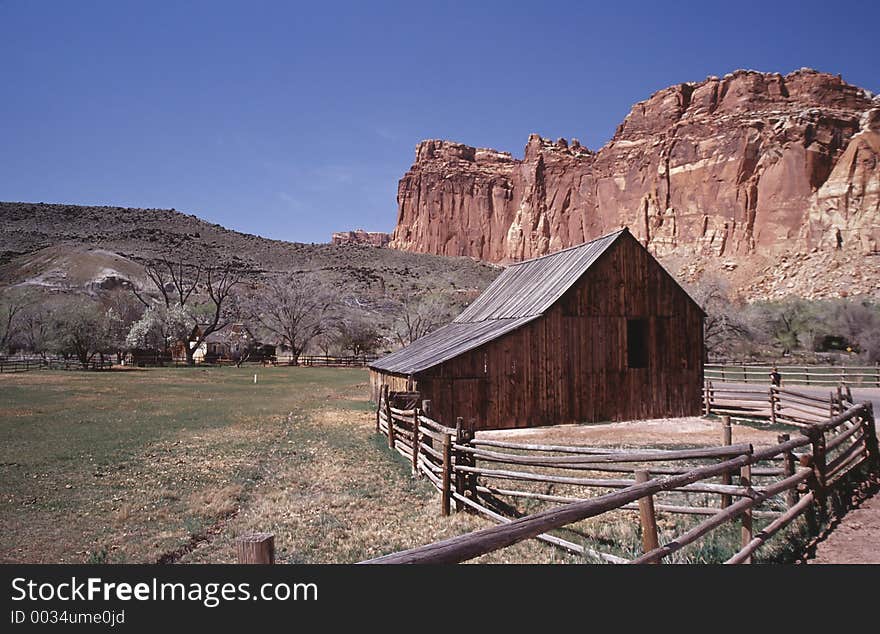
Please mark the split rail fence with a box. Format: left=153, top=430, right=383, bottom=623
left=297, top=354, right=377, bottom=367
left=703, top=381, right=854, bottom=427
left=364, top=385, right=879, bottom=564
left=706, top=363, right=880, bottom=387
left=0, top=357, right=114, bottom=373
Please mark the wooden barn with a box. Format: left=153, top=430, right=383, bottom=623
left=369, top=228, right=705, bottom=431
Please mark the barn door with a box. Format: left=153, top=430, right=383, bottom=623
left=452, top=378, right=488, bottom=429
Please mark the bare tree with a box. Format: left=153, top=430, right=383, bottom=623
left=314, top=330, right=339, bottom=357
left=133, top=258, right=200, bottom=309
left=51, top=301, right=116, bottom=368
left=687, top=276, right=752, bottom=358
left=249, top=275, right=338, bottom=365
left=750, top=299, right=818, bottom=356
left=19, top=305, right=52, bottom=357
left=335, top=317, right=382, bottom=356
left=131, top=257, right=243, bottom=365
left=392, top=294, right=458, bottom=346
left=0, top=290, right=26, bottom=353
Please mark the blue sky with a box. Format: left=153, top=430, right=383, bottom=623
left=1, top=0, right=877, bottom=243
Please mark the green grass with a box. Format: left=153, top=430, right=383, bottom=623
left=0, top=366, right=372, bottom=563
left=1, top=366, right=562, bottom=564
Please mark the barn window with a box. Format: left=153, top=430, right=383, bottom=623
left=627, top=319, right=649, bottom=369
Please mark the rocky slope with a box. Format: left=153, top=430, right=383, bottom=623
left=0, top=202, right=499, bottom=306
left=389, top=69, right=880, bottom=299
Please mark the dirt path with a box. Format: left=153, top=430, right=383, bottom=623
left=809, top=492, right=880, bottom=564
left=480, top=416, right=781, bottom=449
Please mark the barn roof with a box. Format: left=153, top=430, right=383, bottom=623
left=370, top=229, right=627, bottom=375
left=453, top=229, right=626, bottom=322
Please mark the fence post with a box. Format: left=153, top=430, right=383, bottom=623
left=809, top=428, right=828, bottom=509
left=385, top=389, right=395, bottom=450
left=454, top=418, right=465, bottom=512
left=375, top=387, right=382, bottom=433
left=422, top=399, right=433, bottom=452
left=861, top=402, right=879, bottom=475
left=703, top=380, right=710, bottom=416
left=739, top=464, right=753, bottom=563
left=778, top=433, right=798, bottom=508
left=464, top=418, right=478, bottom=499
left=412, top=406, right=421, bottom=477
left=634, top=470, right=660, bottom=562
left=721, top=415, right=732, bottom=508
left=441, top=430, right=452, bottom=517
left=769, top=387, right=778, bottom=426
left=236, top=532, right=275, bottom=564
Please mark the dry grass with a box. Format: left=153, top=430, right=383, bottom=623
left=181, top=407, right=572, bottom=564
left=1, top=367, right=809, bottom=564
left=0, top=367, right=568, bottom=564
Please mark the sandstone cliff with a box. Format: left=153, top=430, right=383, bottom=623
left=389, top=69, right=880, bottom=299
left=331, top=229, right=391, bottom=247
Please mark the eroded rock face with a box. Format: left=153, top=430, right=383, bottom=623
left=331, top=229, right=391, bottom=247
left=390, top=69, right=880, bottom=296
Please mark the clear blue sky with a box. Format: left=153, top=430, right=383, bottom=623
left=1, top=1, right=877, bottom=244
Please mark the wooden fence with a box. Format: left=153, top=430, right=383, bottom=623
left=706, top=363, right=880, bottom=387
left=298, top=354, right=377, bottom=367
left=703, top=381, right=853, bottom=427
left=0, top=357, right=114, bottom=373
left=365, top=386, right=879, bottom=564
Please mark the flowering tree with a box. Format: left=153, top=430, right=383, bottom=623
left=130, top=258, right=242, bottom=365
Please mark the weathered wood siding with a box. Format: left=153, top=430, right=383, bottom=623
left=408, top=233, right=704, bottom=430
left=369, top=370, right=414, bottom=403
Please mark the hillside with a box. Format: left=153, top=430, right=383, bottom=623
left=389, top=69, right=880, bottom=300
left=0, top=201, right=500, bottom=309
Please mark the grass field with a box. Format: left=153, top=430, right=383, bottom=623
left=0, top=366, right=570, bottom=564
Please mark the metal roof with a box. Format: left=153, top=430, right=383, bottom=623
left=454, top=229, right=626, bottom=322
left=369, top=316, right=539, bottom=374
left=370, top=229, right=627, bottom=375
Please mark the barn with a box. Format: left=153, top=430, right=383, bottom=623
left=369, top=228, right=705, bottom=431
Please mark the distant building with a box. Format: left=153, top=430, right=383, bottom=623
left=170, top=324, right=260, bottom=363
left=369, top=228, right=705, bottom=431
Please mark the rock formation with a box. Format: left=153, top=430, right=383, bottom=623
left=389, top=69, right=880, bottom=298
left=331, top=229, right=391, bottom=247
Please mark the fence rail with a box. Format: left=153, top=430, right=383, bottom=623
left=703, top=381, right=851, bottom=427
left=298, top=354, right=377, bottom=367
left=364, top=385, right=879, bottom=564
left=124, top=354, right=378, bottom=368
left=706, top=363, right=880, bottom=387
left=0, top=357, right=114, bottom=373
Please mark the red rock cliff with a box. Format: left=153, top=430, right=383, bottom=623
left=389, top=69, right=879, bottom=297
left=331, top=229, right=391, bottom=247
